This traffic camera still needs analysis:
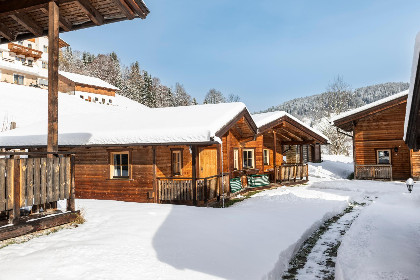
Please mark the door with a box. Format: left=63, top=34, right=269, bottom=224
left=199, top=148, right=218, bottom=178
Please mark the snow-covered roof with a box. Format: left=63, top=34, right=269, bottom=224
left=404, top=32, right=420, bottom=141
left=252, top=111, right=329, bottom=142
left=332, top=90, right=408, bottom=123
left=0, top=83, right=248, bottom=146
left=59, top=71, right=119, bottom=90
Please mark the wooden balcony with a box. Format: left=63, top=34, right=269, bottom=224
left=0, top=152, right=77, bottom=241
left=8, top=42, right=43, bottom=60
left=355, top=164, right=392, bottom=180
left=157, top=174, right=229, bottom=204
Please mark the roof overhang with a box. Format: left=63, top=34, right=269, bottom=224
left=215, top=108, right=258, bottom=140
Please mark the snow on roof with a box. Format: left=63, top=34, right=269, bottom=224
left=59, top=71, right=119, bottom=90
left=404, top=32, right=420, bottom=140
left=331, top=90, right=408, bottom=123
left=252, top=111, right=329, bottom=142
left=0, top=83, right=247, bottom=146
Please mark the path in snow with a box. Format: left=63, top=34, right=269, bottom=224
left=282, top=198, right=371, bottom=280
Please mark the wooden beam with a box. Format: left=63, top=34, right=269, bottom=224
left=0, top=22, right=15, bottom=41
left=76, top=0, right=104, bottom=26
left=278, top=127, right=303, bottom=142
left=273, top=131, right=277, bottom=182
left=10, top=12, right=43, bottom=37
left=281, top=140, right=316, bottom=145
left=47, top=1, right=59, bottom=155
left=110, top=0, right=135, bottom=20
left=125, top=0, right=146, bottom=18
left=40, top=7, right=72, bottom=31
left=191, top=145, right=197, bottom=206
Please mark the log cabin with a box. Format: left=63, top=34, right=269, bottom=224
left=405, top=32, right=420, bottom=150
left=0, top=102, right=257, bottom=204
left=333, top=90, right=420, bottom=180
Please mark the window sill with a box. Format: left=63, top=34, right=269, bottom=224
left=107, top=178, right=133, bottom=181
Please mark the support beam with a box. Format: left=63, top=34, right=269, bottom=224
left=273, top=131, right=277, bottom=183
left=110, top=0, right=135, bottom=20
left=76, top=0, right=104, bottom=25
left=40, top=7, right=72, bottom=31
left=47, top=1, right=59, bottom=156
left=281, top=140, right=316, bottom=145
left=125, top=0, right=147, bottom=18
left=191, top=145, right=197, bottom=206
left=0, top=22, right=15, bottom=41
left=10, top=12, right=43, bottom=37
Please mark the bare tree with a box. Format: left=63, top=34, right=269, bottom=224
left=227, top=93, right=241, bottom=103
left=203, top=88, right=226, bottom=104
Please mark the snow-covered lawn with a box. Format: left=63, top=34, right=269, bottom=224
left=0, top=156, right=419, bottom=280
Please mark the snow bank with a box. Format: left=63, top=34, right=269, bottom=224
left=309, top=155, right=354, bottom=180
left=0, top=186, right=348, bottom=280
left=336, top=191, right=420, bottom=280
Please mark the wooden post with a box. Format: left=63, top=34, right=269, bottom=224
left=204, top=178, right=208, bottom=203
left=273, top=131, right=277, bottom=183
left=300, top=145, right=303, bottom=164
left=191, top=145, right=197, bottom=206
left=47, top=1, right=60, bottom=157
left=12, top=156, right=20, bottom=224
left=67, top=155, right=75, bottom=212
left=152, top=146, right=157, bottom=203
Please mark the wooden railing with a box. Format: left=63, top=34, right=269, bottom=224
left=276, top=164, right=309, bottom=182
left=8, top=43, right=43, bottom=59
left=0, top=152, right=75, bottom=224
left=157, top=173, right=229, bottom=204
left=355, top=164, right=392, bottom=180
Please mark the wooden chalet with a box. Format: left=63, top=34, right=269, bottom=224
left=0, top=0, right=149, bottom=239
left=333, top=90, right=420, bottom=180
left=405, top=32, right=420, bottom=151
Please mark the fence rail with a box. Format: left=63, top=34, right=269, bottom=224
left=157, top=173, right=229, bottom=203
left=355, top=164, right=392, bottom=180
left=276, top=164, right=309, bottom=182
left=0, top=153, right=75, bottom=224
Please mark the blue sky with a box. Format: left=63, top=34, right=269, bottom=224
left=62, top=0, right=420, bottom=112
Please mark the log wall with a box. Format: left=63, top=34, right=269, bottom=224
left=354, top=102, right=415, bottom=180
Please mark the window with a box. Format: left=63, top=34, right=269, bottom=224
left=14, top=74, right=24, bottom=85
left=27, top=59, right=33, bottom=66
left=102, top=98, right=106, bottom=104
left=18, top=40, right=23, bottom=45
left=233, top=149, right=239, bottom=170
left=377, top=149, right=391, bottom=164
left=263, top=149, right=270, bottom=165
left=110, top=152, right=130, bottom=178
left=38, top=78, right=48, bottom=86
left=27, top=43, right=32, bottom=49
left=171, top=150, right=182, bottom=176
left=43, top=45, right=48, bottom=53
left=42, top=61, right=48, bottom=69
left=109, top=99, right=113, bottom=104
left=243, top=149, right=255, bottom=169
left=80, top=95, right=84, bottom=99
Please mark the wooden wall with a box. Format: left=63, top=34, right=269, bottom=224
left=75, top=84, right=116, bottom=97
left=354, top=102, right=414, bottom=180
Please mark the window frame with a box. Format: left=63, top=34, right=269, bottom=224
left=109, top=151, right=131, bottom=179
left=233, top=149, right=239, bottom=170
left=263, top=149, right=270, bottom=165
left=13, top=74, right=24, bottom=85
left=242, top=148, right=255, bottom=169
left=171, top=148, right=183, bottom=176
left=376, top=149, right=391, bottom=165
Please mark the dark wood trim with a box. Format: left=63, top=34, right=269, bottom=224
left=0, top=21, right=15, bottom=41
left=406, top=54, right=420, bottom=150
left=110, top=0, right=135, bottom=20
left=40, top=7, right=72, bottom=32
left=75, top=0, right=104, bottom=25
left=10, top=12, right=43, bottom=37
left=281, top=140, right=316, bottom=145
left=215, top=108, right=257, bottom=138
left=191, top=145, right=197, bottom=205
left=152, top=146, right=157, bottom=203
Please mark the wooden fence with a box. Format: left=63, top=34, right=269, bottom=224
left=276, top=164, right=309, bottom=182
left=0, top=152, right=75, bottom=224
left=355, top=164, right=392, bottom=180
left=157, top=174, right=229, bottom=204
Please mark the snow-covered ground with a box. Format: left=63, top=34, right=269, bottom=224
left=0, top=155, right=419, bottom=280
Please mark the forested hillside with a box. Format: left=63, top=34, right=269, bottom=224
left=59, top=48, right=239, bottom=107
left=263, top=82, right=409, bottom=121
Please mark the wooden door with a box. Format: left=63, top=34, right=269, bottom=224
left=199, top=148, right=218, bottom=178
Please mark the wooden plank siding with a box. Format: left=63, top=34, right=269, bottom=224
left=349, top=101, right=419, bottom=180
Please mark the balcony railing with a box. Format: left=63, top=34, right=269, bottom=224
left=355, top=164, right=392, bottom=180
left=275, top=164, right=309, bottom=182
left=8, top=43, right=43, bottom=60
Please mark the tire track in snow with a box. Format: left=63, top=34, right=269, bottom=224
left=282, top=198, right=371, bottom=280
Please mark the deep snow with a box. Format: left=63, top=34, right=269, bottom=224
left=0, top=155, right=418, bottom=280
